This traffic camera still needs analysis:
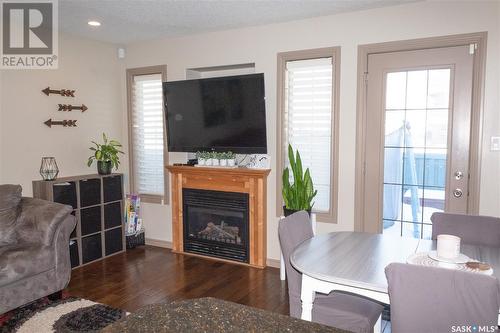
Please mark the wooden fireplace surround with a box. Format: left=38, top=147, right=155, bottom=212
left=166, top=165, right=271, bottom=268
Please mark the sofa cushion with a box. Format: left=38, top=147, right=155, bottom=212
left=0, top=185, right=22, bottom=245
left=0, top=243, right=55, bottom=287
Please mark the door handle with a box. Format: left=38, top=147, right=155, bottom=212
left=453, top=188, right=463, bottom=198
left=454, top=171, right=463, bottom=180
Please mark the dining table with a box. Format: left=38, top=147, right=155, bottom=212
left=290, top=231, right=500, bottom=325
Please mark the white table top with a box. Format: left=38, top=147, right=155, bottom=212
left=291, top=232, right=500, bottom=294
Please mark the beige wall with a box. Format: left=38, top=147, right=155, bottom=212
left=123, top=0, right=500, bottom=262
left=0, top=34, right=124, bottom=195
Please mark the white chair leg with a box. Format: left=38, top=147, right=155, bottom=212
left=374, top=314, right=382, bottom=333
left=300, top=275, right=316, bottom=321
left=280, top=251, right=286, bottom=281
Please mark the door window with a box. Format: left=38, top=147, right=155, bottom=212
left=382, top=69, right=451, bottom=239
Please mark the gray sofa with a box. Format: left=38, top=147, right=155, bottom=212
left=0, top=184, right=76, bottom=314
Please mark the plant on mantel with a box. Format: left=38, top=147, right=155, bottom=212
left=196, top=151, right=236, bottom=167
left=282, top=144, right=317, bottom=217
left=87, top=133, right=124, bottom=175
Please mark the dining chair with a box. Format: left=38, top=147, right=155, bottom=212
left=278, top=211, right=383, bottom=333
left=431, top=212, right=500, bottom=247
left=385, top=263, right=500, bottom=333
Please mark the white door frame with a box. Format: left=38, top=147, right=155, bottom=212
left=354, top=32, right=487, bottom=232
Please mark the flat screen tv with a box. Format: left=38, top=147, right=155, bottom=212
left=163, top=73, right=267, bottom=154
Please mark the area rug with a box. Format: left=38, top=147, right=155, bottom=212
left=0, top=296, right=127, bottom=333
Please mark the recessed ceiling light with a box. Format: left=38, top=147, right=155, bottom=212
left=88, top=20, right=101, bottom=27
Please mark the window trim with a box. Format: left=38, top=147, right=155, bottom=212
left=126, top=65, right=169, bottom=204
left=276, top=47, right=340, bottom=223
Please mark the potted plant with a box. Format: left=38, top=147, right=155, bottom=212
left=219, top=152, right=228, bottom=167
left=196, top=151, right=206, bottom=166
left=204, top=151, right=212, bottom=166
left=87, top=133, right=124, bottom=175
left=226, top=151, right=236, bottom=167
left=211, top=151, right=220, bottom=166
left=282, top=144, right=317, bottom=216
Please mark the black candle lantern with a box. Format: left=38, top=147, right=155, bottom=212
left=40, top=157, right=59, bottom=181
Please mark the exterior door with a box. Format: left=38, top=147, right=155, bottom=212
left=362, top=45, right=474, bottom=238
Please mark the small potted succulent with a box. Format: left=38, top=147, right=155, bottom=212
left=87, top=133, right=124, bottom=175
left=204, top=151, right=213, bottom=166
left=211, top=151, right=220, bottom=166
left=196, top=151, right=206, bottom=166
left=226, top=151, right=236, bottom=167
left=219, top=152, right=228, bottom=167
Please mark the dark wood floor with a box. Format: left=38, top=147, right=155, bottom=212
left=66, top=246, right=289, bottom=314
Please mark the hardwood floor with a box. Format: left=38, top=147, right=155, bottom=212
left=66, top=245, right=289, bottom=314
left=67, top=245, right=392, bottom=333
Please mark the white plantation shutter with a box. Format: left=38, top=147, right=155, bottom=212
left=131, top=73, right=165, bottom=198
left=284, top=57, right=333, bottom=212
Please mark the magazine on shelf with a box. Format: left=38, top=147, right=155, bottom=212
left=125, top=194, right=142, bottom=235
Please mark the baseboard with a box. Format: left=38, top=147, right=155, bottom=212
left=266, top=258, right=280, bottom=268
left=145, top=238, right=280, bottom=269
left=145, top=238, right=172, bottom=249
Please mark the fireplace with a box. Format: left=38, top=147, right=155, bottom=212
left=183, top=189, right=249, bottom=263
left=167, top=166, right=269, bottom=268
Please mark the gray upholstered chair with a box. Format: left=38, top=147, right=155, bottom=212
left=278, top=211, right=383, bottom=333
left=385, top=263, right=500, bottom=333
left=0, top=184, right=76, bottom=314
left=431, top=212, right=500, bottom=247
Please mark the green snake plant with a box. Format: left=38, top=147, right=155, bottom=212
left=282, top=144, right=317, bottom=211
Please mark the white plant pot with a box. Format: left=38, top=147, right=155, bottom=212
left=211, top=158, right=220, bottom=166
left=198, top=158, right=206, bottom=166
left=227, top=159, right=235, bottom=167
left=205, top=158, right=212, bottom=166
left=220, top=159, right=228, bottom=167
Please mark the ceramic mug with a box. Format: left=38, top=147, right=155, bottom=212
left=437, top=234, right=461, bottom=259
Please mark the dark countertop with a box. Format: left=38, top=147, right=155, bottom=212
left=102, top=297, right=350, bottom=333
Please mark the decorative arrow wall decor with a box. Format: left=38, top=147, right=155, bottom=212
left=44, top=119, right=77, bottom=128
left=58, top=104, right=88, bottom=112
left=42, top=87, right=76, bottom=97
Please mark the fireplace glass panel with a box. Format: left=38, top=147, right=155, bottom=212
left=186, top=206, right=244, bottom=245
left=183, top=189, right=249, bottom=263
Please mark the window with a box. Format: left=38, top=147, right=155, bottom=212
left=126, top=66, right=168, bottom=204
left=277, top=48, right=340, bottom=222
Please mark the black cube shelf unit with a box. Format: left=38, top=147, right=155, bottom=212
left=32, top=174, right=125, bottom=269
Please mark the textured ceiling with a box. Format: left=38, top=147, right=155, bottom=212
left=59, top=0, right=416, bottom=44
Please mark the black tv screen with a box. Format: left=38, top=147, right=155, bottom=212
left=163, top=73, right=267, bottom=154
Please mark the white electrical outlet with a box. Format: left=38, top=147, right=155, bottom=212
left=491, top=136, right=500, bottom=152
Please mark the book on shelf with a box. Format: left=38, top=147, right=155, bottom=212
left=125, top=194, right=143, bottom=235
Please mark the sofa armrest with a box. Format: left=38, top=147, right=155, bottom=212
left=16, top=197, right=73, bottom=246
